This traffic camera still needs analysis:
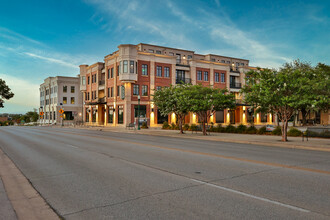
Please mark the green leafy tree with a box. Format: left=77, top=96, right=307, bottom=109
left=26, top=111, right=39, bottom=122
left=0, top=78, right=14, bottom=108
left=153, top=84, right=191, bottom=134
left=185, top=85, right=235, bottom=135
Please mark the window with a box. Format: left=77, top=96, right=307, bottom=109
left=156, top=86, right=162, bottom=91
left=118, top=106, right=124, bottom=124
left=63, top=97, right=67, bottom=104
left=216, top=111, right=224, bottom=123
left=117, top=65, right=119, bottom=76
left=197, top=71, right=202, bottom=81
left=164, top=67, right=170, bottom=77
left=211, top=58, right=216, bottom=62
left=107, top=88, right=110, bottom=97
left=111, top=67, right=114, bottom=78
left=91, top=91, right=94, bottom=100
left=241, top=63, right=244, bottom=66
left=221, top=60, right=225, bottom=63
left=123, top=60, right=128, bottom=73
left=87, top=76, right=90, bottom=85
left=108, top=106, right=114, bottom=123
left=107, top=68, right=110, bottom=79
left=53, top=112, right=56, bottom=120
left=110, top=87, right=114, bottom=97
left=215, top=73, right=219, bottom=82
left=221, top=73, right=225, bottom=83
left=204, top=71, right=209, bottom=81
left=46, top=100, right=49, bottom=105
left=188, top=55, right=192, bottom=59
left=133, top=84, right=139, bottom=95
left=227, top=61, right=230, bottom=64
left=63, top=86, right=67, bottom=93
left=156, top=66, right=162, bottom=77
left=148, top=49, right=154, bottom=53
left=142, top=64, right=148, bottom=76
left=130, top=61, right=134, bottom=73
left=71, top=86, right=75, bottom=93
left=117, top=86, right=120, bottom=97
left=46, top=89, right=49, bottom=95
left=156, top=50, right=161, bottom=54
left=169, top=52, right=174, bottom=56
left=119, top=61, right=122, bottom=74
left=142, top=85, right=148, bottom=96
left=134, top=105, right=146, bottom=118
left=82, top=76, right=86, bottom=85
left=71, top=97, right=75, bottom=104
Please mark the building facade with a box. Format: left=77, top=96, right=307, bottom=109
left=79, top=43, right=274, bottom=127
left=39, top=76, right=83, bottom=125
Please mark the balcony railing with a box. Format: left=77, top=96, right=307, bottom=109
left=99, top=80, right=105, bottom=86
left=97, top=97, right=106, bottom=104
left=230, top=68, right=240, bottom=73
left=176, top=59, right=190, bottom=67
left=230, top=83, right=241, bottom=89
left=176, top=78, right=191, bottom=84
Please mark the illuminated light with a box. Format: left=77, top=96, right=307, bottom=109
left=192, top=113, right=196, bottom=124
left=226, top=112, right=230, bottom=124
left=79, top=113, right=82, bottom=117
left=150, top=112, right=154, bottom=120
left=242, top=113, right=246, bottom=124
left=243, top=106, right=246, bottom=111
left=150, top=103, right=154, bottom=108
left=257, top=113, right=260, bottom=124
left=171, top=113, right=176, bottom=123
left=269, top=113, right=272, bottom=123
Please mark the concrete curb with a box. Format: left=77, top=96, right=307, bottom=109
left=0, top=148, right=60, bottom=220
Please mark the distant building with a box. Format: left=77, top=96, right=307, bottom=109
left=39, top=76, right=82, bottom=125
left=0, top=116, right=9, bottom=122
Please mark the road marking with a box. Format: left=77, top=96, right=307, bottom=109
left=190, top=178, right=311, bottom=213
left=32, top=128, right=330, bottom=175
left=67, top=144, right=79, bottom=149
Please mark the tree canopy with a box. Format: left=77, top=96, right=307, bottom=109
left=0, top=78, right=14, bottom=108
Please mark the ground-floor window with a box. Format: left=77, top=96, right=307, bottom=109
left=64, top=111, right=74, bottom=120
left=134, top=105, right=147, bottom=118
left=86, top=110, right=89, bottom=122
left=260, top=112, right=267, bottom=123
left=229, top=110, right=235, bottom=124
left=157, top=109, right=168, bottom=124
left=108, top=106, right=114, bottom=123
left=53, top=112, right=56, bottom=121
left=92, top=109, right=96, bottom=122
left=215, top=110, right=224, bottom=123
left=118, top=106, right=124, bottom=124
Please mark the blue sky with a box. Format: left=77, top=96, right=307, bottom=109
left=0, top=0, right=329, bottom=113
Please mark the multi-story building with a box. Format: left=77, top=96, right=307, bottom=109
left=79, top=43, right=274, bottom=127
left=39, top=76, right=83, bottom=125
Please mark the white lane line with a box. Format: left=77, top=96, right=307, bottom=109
left=190, top=179, right=310, bottom=213
left=67, top=144, right=79, bottom=149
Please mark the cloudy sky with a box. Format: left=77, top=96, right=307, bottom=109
left=0, top=0, right=329, bottom=113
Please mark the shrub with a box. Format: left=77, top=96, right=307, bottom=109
left=236, top=124, right=247, bottom=133
left=225, top=124, right=237, bottom=133
left=162, top=121, right=170, bottom=129
left=183, top=124, right=190, bottom=131
left=287, top=128, right=302, bottom=137
left=307, top=130, right=330, bottom=138
left=170, top=123, right=179, bottom=130
left=272, top=126, right=282, bottom=135
left=246, top=126, right=258, bottom=134
left=141, top=122, right=148, bottom=129
left=215, top=124, right=225, bottom=132
left=190, top=124, right=197, bottom=131
left=257, top=126, right=267, bottom=134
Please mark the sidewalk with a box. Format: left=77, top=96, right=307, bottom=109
left=0, top=177, right=17, bottom=220
left=77, top=126, right=330, bottom=152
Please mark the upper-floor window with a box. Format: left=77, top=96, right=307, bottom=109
left=117, top=65, right=119, bottom=76
left=241, top=63, right=244, bottom=66
left=107, top=69, right=110, bottom=79
left=71, top=97, right=75, bottom=104
left=123, top=60, right=128, bottom=73
left=188, top=55, right=193, bottom=59
left=46, top=89, right=49, bottom=95
left=142, top=64, right=148, bottom=76
left=87, top=76, right=90, bottom=85
left=107, top=88, right=110, bottom=97
left=117, top=86, right=120, bottom=97
left=111, top=67, right=114, bottom=78
left=110, top=87, right=114, bottom=97
left=133, top=84, right=139, bottom=95
left=148, top=49, right=154, bottom=53
left=221, top=60, right=225, bottom=63
left=71, top=86, right=75, bottom=93
left=142, top=85, right=148, bottom=96
left=63, top=86, right=67, bottom=93
left=227, top=61, right=230, bottom=64
left=119, top=61, right=122, bottom=74
left=156, top=66, right=162, bottom=77
left=221, top=73, right=225, bottom=83
left=63, top=97, right=67, bottom=104
left=156, top=50, right=161, bottom=54
left=164, top=67, right=170, bottom=78
left=156, top=86, right=162, bottom=91
left=215, top=73, right=219, bottom=82
left=169, top=52, right=174, bottom=56
left=81, top=76, right=86, bottom=85
left=197, top=71, right=202, bottom=81
left=204, top=71, right=209, bottom=81
left=211, top=58, right=216, bottom=62
left=130, top=61, right=134, bottom=73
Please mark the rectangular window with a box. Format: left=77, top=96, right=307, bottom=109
left=87, top=76, right=90, bottom=85
left=82, top=76, right=86, bottom=85
left=197, top=71, right=202, bottom=81
left=71, top=86, right=75, bottom=93
left=46, top=89, right=49, bottom=95
left=204, top=71, right=209, bottom=81
left=107, top=68, right=110, bottom=79
left=164, top=67, right=170, bottom=77
left=91, top=91, right=94, bottom=100
left=142, top=85, right=148, bottom=96
left=110, top=87, right=114, bottom=97
left=215, top=73, right=219, bottom=82
left=118, top=106, right=124, bottom=124
left=117, top=65, right=119, bottom=76
left=216, top=110, right=224, bottom=123
left=156, top=66, right=162, bottom=77
left=134, top=105, right=147, bottom=118
left=123, top=60, right=128, bottom=73
left=63, top=86, right=67, bottom=93
left=108, top=107, right=114, bottom=123
left=169, top=52, right=174, bottom=56
left=117, top=86, right=120, bottom=97
left=221, top=73, right=225, bottom=83
left=148, top=49, right=154, bottom=53
left=130, top=61, right=134, bottom=73
left=156, top=86, right=162, bottom=91
left=211, top=58, right=216, bottom=62
left=111, top=67, right=114, bottom=78
left=188, top=55, right=192, bottom=59
left=107, top=88, right=110, bottom=97
left=133, top=84, right=139, bottom=95
left=156, top=50, right=161, bottom=54
left=142, top=64, right=148, bottom=76
left=71, top=97, right=75, bottom=104
left=227, top=61, right=231, bottom=64
left=63, top=97, right=67, bottom=104
left=53, top=112, right=56, bottom=120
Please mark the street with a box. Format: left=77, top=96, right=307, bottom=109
left=0, top=126, right=329, bottom=219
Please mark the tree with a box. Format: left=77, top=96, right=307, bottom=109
left=26, top=111, right=39, bottom=122
left=242, top=60, right=330, bottom=141
left=0, top=78, right=14, bottom=108
left=153, top=84, right=191, bottom=134
left=185, top=85, right=235, bottom=135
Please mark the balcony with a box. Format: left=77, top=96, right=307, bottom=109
left=176, top=59, right=190, bottom=67
left=99, top=80, right=105, bottom=85
left=230, top=68, right=240, bottom=73
left=230, top=83, right=241, bottom=89
left=176, top=78, right=191, bottom=84
left=85, top=97, right=106, bottom=105
left=119, top=73, right=137, bottom=82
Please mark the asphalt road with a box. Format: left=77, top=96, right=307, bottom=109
left=0, top=126, right=329, bottom=220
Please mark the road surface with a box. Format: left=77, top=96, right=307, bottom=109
left=0, top=126, right=329, bottom=219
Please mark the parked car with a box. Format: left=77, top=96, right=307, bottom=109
left=266, top=124, right=275, bottom=132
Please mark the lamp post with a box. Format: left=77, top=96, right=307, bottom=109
left=138, top=95, right=141, bottom=130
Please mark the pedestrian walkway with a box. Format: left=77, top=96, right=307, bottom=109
left=0, top=177, right=17, bottom=220
left=79, top=126, right=330, bottom=152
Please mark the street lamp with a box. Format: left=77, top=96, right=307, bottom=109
left=138, top=95, right=141, bottom=130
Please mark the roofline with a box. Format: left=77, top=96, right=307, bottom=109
left=206, top=54, right=249, bottom=62
left=138, top=43, right=195, bottom=53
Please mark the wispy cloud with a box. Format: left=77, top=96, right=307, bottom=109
left=23, top=52, right=79, bottom=69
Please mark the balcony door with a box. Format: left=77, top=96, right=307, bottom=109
left=176, top=70, right=185, bottom=84
left=230, top=76, right=236, bottom=85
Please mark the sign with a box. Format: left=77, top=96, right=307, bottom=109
left=60, top=115, right=63, bottom=118
left=120, top=85, right=125, bottom=100
left=59, top=109, right=64, bottom=114
left=39, top=111, right=44, bottom=116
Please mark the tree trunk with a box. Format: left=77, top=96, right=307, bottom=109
left=178, top=115, right=184, bottom=134
left=281, top=119, right=288, bottom=141
left=301, top=108, right=307, bottom=126
left=201, top=113, right=207, bottom=135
